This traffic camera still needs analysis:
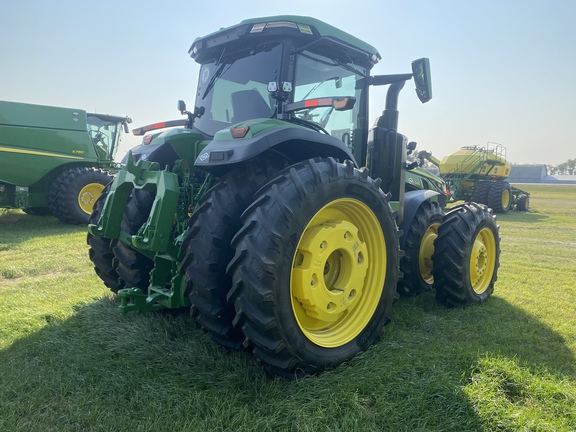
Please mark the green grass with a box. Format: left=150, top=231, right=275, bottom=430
left=1, top=185, right=575, bottom=431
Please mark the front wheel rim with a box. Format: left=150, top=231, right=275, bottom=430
left=469, top=226, right=497, bottom=294
left=291, top=198, right=386, bottom=348
left=78, top=182, right=105, bottom=215
left=419, top=222, right=440, bottom=284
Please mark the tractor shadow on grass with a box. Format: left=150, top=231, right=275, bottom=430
left=0, top=295, right=275, bottom=429
left=389, top=293, right=575, bottom=377
left=0, top=291, right=573, bottom=431
left=364, top=292, right=576, bottom=429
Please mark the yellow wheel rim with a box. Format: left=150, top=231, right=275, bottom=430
left=419, top=222, right=440, bottom=284
left=469, top=227, right=497, bottom=294
left=502, top=189, right=510, bottom=209
left=291, top=198, right=386, bottom=348
left=78, top=182, right=104, bottom=215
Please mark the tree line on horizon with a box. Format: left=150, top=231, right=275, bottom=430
left=547, top=158, right=576, bottom=175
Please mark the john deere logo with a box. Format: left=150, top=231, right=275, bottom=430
left=202, top=69, right=210, bottom=83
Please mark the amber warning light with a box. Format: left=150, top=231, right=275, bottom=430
left=230, top=126, right=250, bottom=139
left=132, top=119, right=187, bottom=136
left=285, top=97, right=356, bottom=113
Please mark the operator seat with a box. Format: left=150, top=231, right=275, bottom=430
left=230, top=89, right=273, bottom=123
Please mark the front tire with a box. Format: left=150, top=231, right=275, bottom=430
left=398, top=200, right=444, bottom=296
left=49, top=167, right=113, bottom=224
left=228, top=158, right=400, bottom=378
left=433, top=202, right=500, bottom=307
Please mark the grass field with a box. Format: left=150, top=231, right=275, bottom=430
left=1, top=184, right=575, bottom=431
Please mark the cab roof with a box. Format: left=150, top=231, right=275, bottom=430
left=189, top=15, right=381, bottom=66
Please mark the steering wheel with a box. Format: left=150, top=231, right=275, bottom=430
left=91, top=130, right=108, bottom=147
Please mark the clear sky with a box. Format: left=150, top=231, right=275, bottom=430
left=1, top=0, right=574, bottom=165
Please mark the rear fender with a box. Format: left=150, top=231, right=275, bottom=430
left=124, top=139, right=182, bottom=168
left=194, top=120, right=355, bottom=176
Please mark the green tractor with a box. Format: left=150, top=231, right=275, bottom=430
left=0, top=100, right=131, bottom=224
left=88, top=15, right=501, bottom=378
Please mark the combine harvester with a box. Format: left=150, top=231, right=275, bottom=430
left=0, top=100, right=131, bottom=224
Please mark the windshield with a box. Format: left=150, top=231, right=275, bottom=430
left=87, top=115, right=120, bottom=160
left=294, top=50, right=368, bottom=157
left=193, top=42, right=282, bottom=136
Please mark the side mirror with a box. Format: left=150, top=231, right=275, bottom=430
left=177, top=100, right=187, bottom=114
left=411, top=58, right=432, bottom=103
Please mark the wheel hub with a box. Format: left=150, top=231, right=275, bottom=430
left=471, top=239, right=487, bottom=280
left=80, top=191, right=95, bottom=205
left=292, top=220, right=368, bottom=324
left=78, top=183, right=105, bottom=214
left=290, top=197, right=387, bottom=348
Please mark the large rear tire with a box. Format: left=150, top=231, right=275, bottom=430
left=49, top=167, right=113, bottom=224
left=112, top=189, right=154, bottom=290
left=433, top=202, right=500, bottom=307
left=487, top=180, right=512, bottom=213
left=472, top=181, right=492, bottom=205
left=398, top=200, right=444, bottom=296
left=180, top=157, right=287, bottom=349
left=228, top=158, right=400, bottom=378
left=87, top=184, right=123, bottom=293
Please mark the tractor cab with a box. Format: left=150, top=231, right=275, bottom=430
left=132, top=15, right=431, bottom=184
left=186, top=16, right=378, bottom=165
